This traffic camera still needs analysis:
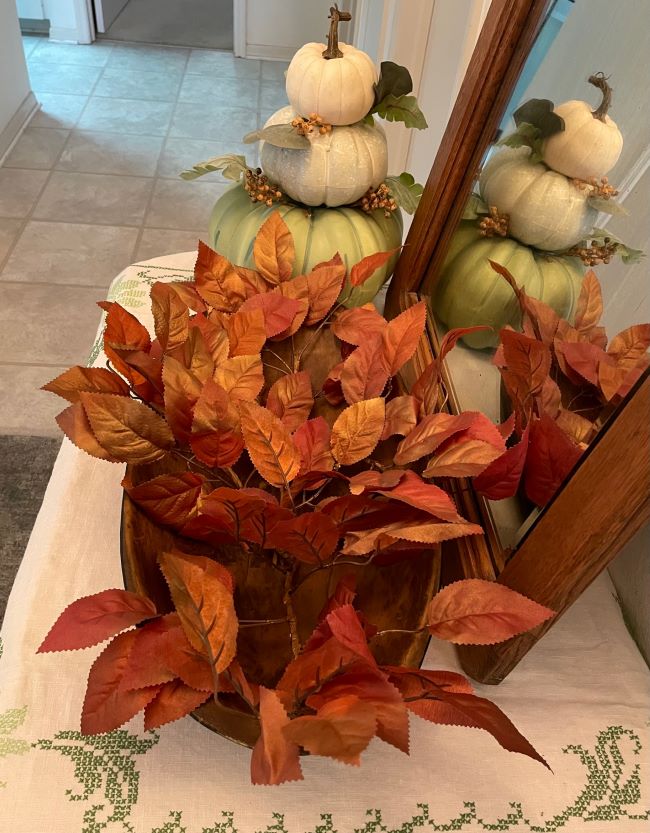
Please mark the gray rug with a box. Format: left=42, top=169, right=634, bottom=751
left=0, top=436, right=61, bottom=627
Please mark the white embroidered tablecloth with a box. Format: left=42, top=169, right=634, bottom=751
left=1, top=253, right=649, bottom=833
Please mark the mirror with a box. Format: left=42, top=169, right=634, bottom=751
left=428, top=0, right=650, bottom=553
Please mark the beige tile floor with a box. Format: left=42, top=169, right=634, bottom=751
left=0, top=36, right=288, bottom=436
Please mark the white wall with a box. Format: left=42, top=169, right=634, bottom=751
left=15, top=0, right=94, bottom=43
left=1, top=0, right=36, bottom=162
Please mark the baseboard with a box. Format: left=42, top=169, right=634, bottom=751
left=245, top=44, right=294, bottom=62
left=0, top=92, right=40, bottom=167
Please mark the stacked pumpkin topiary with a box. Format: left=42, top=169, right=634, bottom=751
left=436, top=73, right=642, bottom=349
left=182, top=4, right=427, bottom=309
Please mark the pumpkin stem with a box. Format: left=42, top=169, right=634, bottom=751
left=589, top=72, right=613, bottom=122
left=322, top=4, right=352, bottom=59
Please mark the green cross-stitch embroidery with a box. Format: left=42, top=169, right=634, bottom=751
left=0, top=638, right=30, bottom=787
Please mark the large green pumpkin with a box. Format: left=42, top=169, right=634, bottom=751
left=208, top=184, right=403, bottom=307
left=434, top=222, right=584, bottom=350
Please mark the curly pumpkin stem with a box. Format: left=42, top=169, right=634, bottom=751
left=589, top=72, right=613, bottom=122
left=322, top=4, right=352, bottom=59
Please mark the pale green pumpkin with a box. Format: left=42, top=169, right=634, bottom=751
left=434, top=222, right=584, bottom=349
left=208, top=184, right=403, bottom=307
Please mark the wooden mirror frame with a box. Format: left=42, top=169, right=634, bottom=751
left=385, top=0, right=650, bottom=683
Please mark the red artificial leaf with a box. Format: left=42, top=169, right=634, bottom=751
left=381, top=301, right=427, bottom=376
left=423, top=438, right=503, bottom=479
left=331, top=304, right=387, bottom=345
left=226, top=307, right=267, bottom=357
left=340, top=335, right=389, bottom=404
left=522, top=296, right=561, bottom=346
left=190, top=380, right=244, bottom=467
left=498, top=413, right=516, bottom=441
left=349, top=520, right=483, bottom=554
left=305, top=254, right=346, bottom=325
left=266, top=371, right=314, bottom=432
left=473, top=425, right=530, bottom=500
left=356, top=469, right=463, bottom=523
left=330, top=398, right=386, bottom=466
left=319, top=494, right=395, bottom=533
left=538, top=376, right=562, bottom=417
left=159, top=621, right=215, bottom=692
left=381, top=395, right=419, bottom=440
left=56, top=402, right=120, bottom=462
left=265, top=511, right=339, bottom=564
left=348, top=470, right=405, bottom=494
left=239, top=401, right=301, bottom=487
left=293, top=417, right=334, bottom=476
left=81, top=630, right=160, bottom=734
left=385, top=666, right=473, bottom=699
left=524, top=413, right=583, bottom=507
left=426, top=579, right=554, bottom=644
left=574, top=270, right=603, bottom=335
left=194, top=240, right=246, bottom=312
left=284, top=694, right=377, bottom=765
left=322, top=361, right=345, bottom=406
left=120, top=614, right=179, bottom=690
left=553, top=340, right=605, bottom=387
left=349, top=248, right=398, bottom=287
left=394, top=411, right=477, bottom=465
left=122, top=472, right=204, bottom=529
left=253, top=212, right=295, bottom=284
left=150, top=282, right=190, bottom=352
left=251, top=687, right=303, bottom=785
left=38, top=589, right=156, bottom=653
left=198, top=486, right=271, bottom=546
left=144, top=680, right=211, bottom=730
left=240, top=292, right=301, bottom=338
left=42, top=366, right=130, bottom=403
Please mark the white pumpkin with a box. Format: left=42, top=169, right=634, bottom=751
left=285, top=42, right=377, bottom=126
left=260, top=105, right=388, bottom=208
left=479, top=147, right=597, bottom=252
left=542, top=75, right=623, bottom=180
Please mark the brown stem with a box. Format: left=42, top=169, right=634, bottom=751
left=589, top=72, right=613, bottom=122
left=239, top=617, right=289, bottom=628
left=322, top=4, right=351, bottom=60
left=283, top=567, right=301, bottom=657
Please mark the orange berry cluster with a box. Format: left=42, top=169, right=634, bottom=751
left=571, top=176, right=619, bottom=199
left=568, top=237, right=619, bottom=266
left=291, top=113, right=333, bottom=136
left=244, top=168, right=283, bottom=207
left=479, top=205, right=509, bottom=237
left=360, top=183, right=398, bottom=217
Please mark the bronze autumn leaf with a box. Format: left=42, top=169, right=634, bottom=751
left=270, top=275, right=310, bottom=339
left=607, top=323, right=650, bottom=371
left=158, top=550, right=238, bottom=686
left=292, top=416, right=334, bottom=475
left=381, top=301, right=427, bottom=376
left=340, top=335, right=389, bottom=404
left=214, top=354, right=264, bottom=402
left=422, top=438, right=503, bottom=479
left=190, top=380, right=244, bottom=467
left=265, top=512, right=339, bottom=564
left=394, top=411, right=476, bottom=465
left=79, top=392, right=174, bottom=464
left=240, top=292, right=302, bottom=338
left=194, top=239, right=246, bottom=312
left=331, top=304, right=387, bottom=345
left=226, top=307, right=266, bottom=357
left=150, top=282, right=190, bottom=352
left=266, top=371, right=314, bottom=432
left=251, top=687, right=303, bottom=785
left=305, top=254, right=346, bottom=325
left=189, top=314, right=230, bottom=365
left=43, top=366, right=130, bottom=403
left=100, top=301, right=151, bottom=353
left=56, top=402, right=120, bottom=462
left=239, top=401, right=301, bottom=488
left=253, top=211, right=295, bottom=284
left=381, top=395, right=418, bottom=440
left=331, top=398, right=386, bottom=466
left=500, top=328, right=552, bottom=402
left=574, top=270, right=603, bottom=334
left=162, top=353, right=203, bottom=445
left=122, top=472, right=205, bottom=529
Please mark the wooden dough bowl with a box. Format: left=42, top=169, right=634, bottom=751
left=120, top=323, right=440, bottom=748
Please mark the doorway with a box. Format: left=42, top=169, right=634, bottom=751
left=94, top=0, right=234, bottom=50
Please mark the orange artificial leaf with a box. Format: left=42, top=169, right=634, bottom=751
left=119, top=614, right=181, bottom=691
left=253, top=211, right=295, bottom=284
left=197, top=487, right=271, bottom=546
left=214, top=354, right=264, bottom=402
left=100, top=301, right=151, bottom=353
left=376, top=520, right=484, bottom=549
left=226, top=307, right=267, bottom=357
left=322, top=361, right=345, bottom=406
left=240, top=292, right=302, bottom=337
left=271, top=275, right=310, bottom=339
left=266, top=371, right=314, bottom=432
left=38, top=589, right=157, bottom=653
left=293, top=417, right=334, bottom=475
left=144, top=680, right=211, bottom=730
left=426, top=579, right=554, bottom=644
left=80, top=392, right=174, bottom=464
left=364, top=470, right=464, bottom=523
left=150, top=282, right=190, bottom=352
left=162, top=354, right=203, bottom=445
left=331, top=304, right=387, bottom=345
left=189, top=314, right=230, bottom=365
left=236, top=265, right=270, bottom=297
left=251, top=687, right=303, bottom=785
left=122, top=472, right=204, bottom=528
left=158, top=550, right=238, bottom=685
left=239, top=401, right=301, bottom=487
left=394, top=411, right=476, bottom=465
left=331, top=398, right=386, bottom=466
left=340, top=335, right=389, bottom=404
left=608, top=324, right=650, bottom=371
left=500, top=328, right=551, bottom=401
left=381, top=395, right=419, bottom=440
left=423, top=438, right=503, bottom=478
left=597, top=358, right=644, bottom=402
left=553, top=340, right=604, bottom=387
left=349, top=248, right=398, bottom=287
left=265, top=511, right=340, bottom=564
left=159, top=620, right=215, bottom=692
left=56, top=402, right=120, bottom=462
left=194, top=240, right=246, bottom=312
left=524, top=413, right=583, bottom=507
left=473, top=426, right=530, bottom=501
left=305, top=254, right=346, bottom=325
left=190, top=380, right=244, bottom=467
left=555, top=408, right=594, bottom=445
left=574, top=270, right=603, bottom=335
left=43, top=366, right=130, bottom=403
left=381, top=301, right=427, bottom=376
left=165, top=280, right=207, bottom=314
left=538, top=376, right=562, bottom=417
left=284, top=694, right=377, bottom=765
left=81, top=630, right=160, bottom=735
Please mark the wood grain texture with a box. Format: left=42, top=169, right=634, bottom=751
left=457, top=371, right=650, bottom=683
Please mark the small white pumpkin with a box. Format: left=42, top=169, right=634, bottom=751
left=285, top=41, right=376, bottom=126
left=542, top=74, right=623, bottom=181
left=479, top=147, right=597, bottom=252
left=260, top=105, right=388, bottom=207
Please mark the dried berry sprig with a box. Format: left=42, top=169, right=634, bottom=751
left=291, top=113, right=333, bottom=136
left=567, top=237, right=619, bottom=266
left=359, top=183, right=398, bottom=217
left=479, top=205, right=509, bottom=237
left=570, top=176, right=619, bottom=199
left=243, top=168, right=283, bottom=206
